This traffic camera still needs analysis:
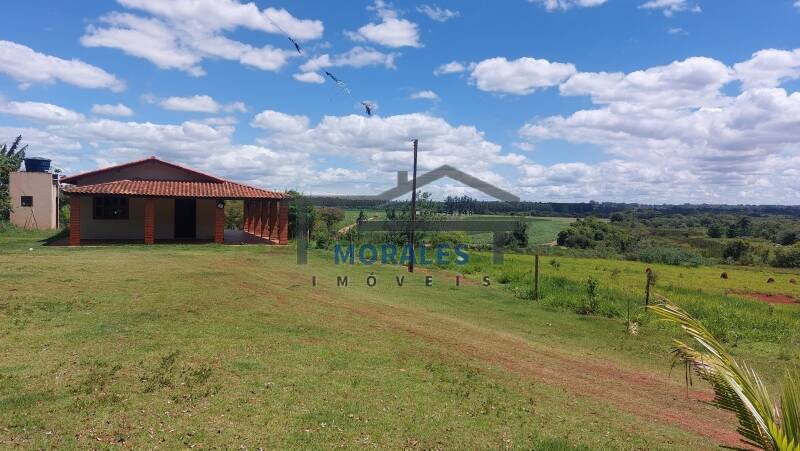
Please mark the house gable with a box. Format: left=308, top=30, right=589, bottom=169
left=62, top=157, right=223, bottom=186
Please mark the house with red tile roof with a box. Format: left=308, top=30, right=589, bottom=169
left=61, top=157, right=290, bottom=246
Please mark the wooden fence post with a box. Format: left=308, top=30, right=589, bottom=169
left=534, top=254, right=540, bottom=300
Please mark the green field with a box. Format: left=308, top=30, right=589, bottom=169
left=1, top=229, right=798, bottom=448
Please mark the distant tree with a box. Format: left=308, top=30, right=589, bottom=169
left=778, top=230, right=798, bottom=246
left=609, top=212, right=625, bottom=222
left=511, top=220, right=528, bottom=248
left=318, top=207, right=345, bottom=233
left=0, top=135, right=28, bottom=221
left=707, top=223, right=723, bottom=238
left=723, top=240, right=751, bottom=262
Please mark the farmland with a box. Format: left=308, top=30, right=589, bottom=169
left=1, top=228, right=799, bottom=448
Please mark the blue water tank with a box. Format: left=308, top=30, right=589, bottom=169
left=24, top=157, right=51, bottom=172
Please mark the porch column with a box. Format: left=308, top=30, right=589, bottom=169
left=243, top=200, right=250, bottom=233
left=278, top=199, right=289, bottom=245
left=260, top=199, right=269, bottom=237
left=144, top=198, right=155, bottom=244
left=269, top=200, right=279, bottom=241
left=69, top=196, right=81, bottom=246
left=253, top=200, right=262, bottom=237
left=214, top=200, right=224, bottom=244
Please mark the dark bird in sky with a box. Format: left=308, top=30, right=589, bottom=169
left=288, top=36, right=302, bottom=54
left=361, top=101, right=373, bottom=116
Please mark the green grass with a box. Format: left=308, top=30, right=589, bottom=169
left=1, top=228, right=798, bottom=448
left=455, top=215, right=575, bottom=246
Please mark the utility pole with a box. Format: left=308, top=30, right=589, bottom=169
left=408, top=139, right=419, bottom=273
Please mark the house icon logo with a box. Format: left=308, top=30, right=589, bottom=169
left=349, top=165, right=520, bottom=203
left=295, top=165, right=521, bottom=265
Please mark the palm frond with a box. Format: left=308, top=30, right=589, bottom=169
left=648, top=300, right=799, bottom=450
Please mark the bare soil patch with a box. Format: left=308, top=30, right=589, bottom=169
left=736, top=292, right=799, bottom=305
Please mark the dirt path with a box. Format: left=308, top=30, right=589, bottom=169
left=336, top=216, right=377, bottom=237
left=303, top=289, right=744, bottom=448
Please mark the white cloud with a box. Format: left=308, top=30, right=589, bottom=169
left=346, top=1, right=421, bottom=48
left=734, top=48, right=800, bottom=90
left=528, top=0, right=608, bottom=12
left=258, top=113, right=513, bottom=180
left=470, top=57, right=576, bottom=95
left=293, top=71, right=325, bottom=84
left=639, top=0, right=701, bottom=17
left=0, top=40, right=125, bottom=91
left=410, top=90, right=440, bottom=100
left=118, top=0, right=323, bottom=40
left=434, top=61, right=469, bottom=75
left=514, top=49, right=800, bottom=203
left=2, top=101, right=85, bottom=124
left=559, top=56, right=734, bottom=108
left=299, top=46, right=398, bottom=72
left=667, top=27, right=687, bottom=35
left=81, top=0, right=322, bottom=76
left=91, top=103, right=134, bottom=117
left=251, top=110, right=310, bottom=134
left=158, top=95, right=246, bottom=113
left=417, top=4, right=459, bottom=22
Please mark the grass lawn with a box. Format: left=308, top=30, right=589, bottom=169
left=1, top=229, right=797, bottom=448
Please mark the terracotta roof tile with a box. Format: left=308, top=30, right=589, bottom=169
left=63, top=179, right=289, bottom=199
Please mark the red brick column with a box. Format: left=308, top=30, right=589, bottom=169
left=253, top=200, right=262, bottom=237
left=69, top=196, right=81, bottom=246
left=269, top=200, right=278, bottom=241
left=278, top=199, right=289, bottom=245
left=260, top=200, right=269, bottom=237
left=243, top=200, right=250, bottom=233
left=214, top=200, right=224, bottom=244
left=144, top=198, right=155, bottom=244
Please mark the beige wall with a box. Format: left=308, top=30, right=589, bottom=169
left=79, top=196, right=145, bottom=240
left=196, top=199, right=215, bottom=240
left=9, top=172, right=58, bottom=229
left=78, top=196, right=216, bottom=241
left=155, top=198, right=174, bottom=240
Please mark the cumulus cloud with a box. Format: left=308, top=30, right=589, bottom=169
left=91, top=103, right=134, bottom=117
left=257, top=113, right=514, bottom=182
left=1, top=101, right=85, bottom=124
left=158, top=95, right=246, bottom=113
left=299, top=46, right=398, bottom=72
left=559, top=56, right=734, bottom=108
left=528, top=0, right=608, bottom=11
left=417, top=4, right=459, bottom=22
left=293, top=71, right=325, bottom=84
left=434, top=61, right=469, bottom=75
left=470, top=57, right=576, bottom=95
left=346, top=1, right=421, bottom=48
left=0, top=40, right=125, bottom=91
left=515, top=50, right=800, bottom=203
left=734, top=48, right=800, bottom=90
left=81, top=0, right=322, bottom=75
left=251, top=110, right=310, bottom=134
left=639, top=0, right=701, bottom=17
left=410, top=90, right=440, bottom=100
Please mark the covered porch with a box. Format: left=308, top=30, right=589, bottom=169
left=65, top=195, right=289, bottom=246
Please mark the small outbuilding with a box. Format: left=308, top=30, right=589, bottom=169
left=61, top=157, right=290, bottom=246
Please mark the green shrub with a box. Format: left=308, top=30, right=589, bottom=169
left=632, top=245, right=707, bottom=267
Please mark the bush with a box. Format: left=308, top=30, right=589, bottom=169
left=773, top=246, right=800, bottom=268
left=632, top=245, right=707, bottom=267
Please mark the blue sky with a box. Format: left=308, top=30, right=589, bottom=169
left=1, top=0, right=800, bottom=203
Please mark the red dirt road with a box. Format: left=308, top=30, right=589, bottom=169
left=311, top=293, right=744, bottom=448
